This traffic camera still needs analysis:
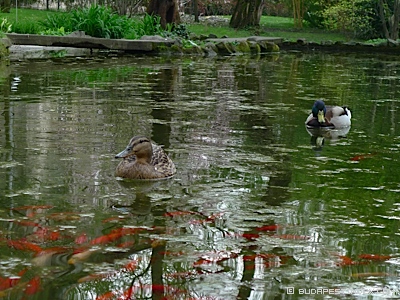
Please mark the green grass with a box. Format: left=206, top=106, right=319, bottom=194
left=260, top=16, right=295, bottom=29
left=0, top=8, right=353, bottom=42
left=187, top=15, right=352, bottom=43
left=0, top=8, right=60, bottom=23
left=0, top=8, right=62, bottom=34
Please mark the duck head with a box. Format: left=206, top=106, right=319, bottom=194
left=312, top=100, right=327, bottom=124
left=115, top=136, right=153, bottom=163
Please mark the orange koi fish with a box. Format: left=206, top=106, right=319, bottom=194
left=255, top=224, right=280, bottom=232
left=358, top=254, right=392, bottom=261
left=350, top=153, right=376, bottom=161
left=31, top=227, right=60, bottom=241
left=13, top=220, right=41, bottom=228
left=90, top=232, right=123, bottom=245
left=337, top=255, right=355, bottom=266
left=96, top=291, right=115, bottom=300
left=24, top=276, right=41, bottom=295
left=0, top=277, right=20, bottom=291
left=7, top=239, right=42, bottom=253
left=75, top=233, right=88, bottom=245
left=205, top=212, right=225, bottom=221
left=193, top=258, right=214, bottom=266
left=241, top=233, right=260, bottom=240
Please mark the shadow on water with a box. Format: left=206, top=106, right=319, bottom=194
left=1, top=53, right=400, bottom=299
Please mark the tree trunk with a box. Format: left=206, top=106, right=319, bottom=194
left=293, top=0, right=304, bottom=28
left=379, top=0, right=390, bottom=38
left=147, top=0, right=181, bottom=29
left=193, top=0, right=199, bottom=22
left=390, top=0, right=400, bottom=39
left=229, top=0, right=264, bottom=29
left=379, top=0, right=400, bottom=40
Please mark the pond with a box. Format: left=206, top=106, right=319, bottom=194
left=1, top=51, right=400, bottom=299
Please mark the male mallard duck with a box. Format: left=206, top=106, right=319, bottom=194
left=305, top=100, right=351, bottom=128
left=115, top=136, right=176, bottom=179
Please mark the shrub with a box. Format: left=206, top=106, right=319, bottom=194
left=41, top=5, right=134, bottom=39
left=124, top=14, right=164, bottom=39
left=303, top=1, right=325, bottom=28
left=322, top=0, right=376, bottom=39
left=11, top=21, right=42, bottom=34
left=40, top=7, right=174, bottom=40
left=40, top=13, right=73, bottom=33
left=70, top=5, right=133, bottom=39
left=171, top=23, right=190, bottom=39
left=40, top=27, right=67, bottom=36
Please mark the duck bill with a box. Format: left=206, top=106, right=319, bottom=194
left=115, top=148, right=129, bottom=159
left=317, top=111, right=325, bottom=123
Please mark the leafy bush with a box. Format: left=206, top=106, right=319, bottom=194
left=303, top=1, right=325, bottom=28
left=40, top=13, right=73, bottom=33
left=322, top=0, right=376, bottom=39
left=40, top=7, right=179, bottom=40
left=41, top=5, right=134, bottom=39
left=124, top=14, right=164, bottom=39
left=70, top=5, right=133, bottom=39
left=40, top=27, right=67, bottom=36
left=11, top=21, right=42, bottom=34
left=171, top=23, right=190, bottom=39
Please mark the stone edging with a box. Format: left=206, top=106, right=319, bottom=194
left=2, top=34, right=400, bottom=60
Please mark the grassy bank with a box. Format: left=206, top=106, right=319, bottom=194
left=187, top=15, right=351, bottom=43
left=0, top=8, right=351, bottom=43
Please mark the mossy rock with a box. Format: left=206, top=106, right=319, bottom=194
left=154, top=43, right=170, bottom=52
left=248, top=41, right=261, bottom=54
left=189, top=33, right=199, bottom=40
left=258, top=41, right=279, bottom=52
left=235, top=41, right=251, bottom=53
left=182, top=45, right=204, bottom=55
left=157, top=44, right=183, bottom=55
left=271, top=43, right=280, bottom=52
left=215, top=41, right=235, bottom=55
left=203, top=42, right=218, bottom=57
left=199, top=34, right=209, bottom=41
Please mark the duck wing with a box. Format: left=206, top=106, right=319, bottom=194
left=151, top=143, right=176, bottom=177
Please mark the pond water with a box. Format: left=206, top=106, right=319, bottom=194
left=1, top=51, right=400, bottom=299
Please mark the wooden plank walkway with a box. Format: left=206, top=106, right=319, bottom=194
left=6, top=33, right=174, bottom=52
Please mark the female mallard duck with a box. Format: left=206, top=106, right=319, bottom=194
left=305, top=100, right=351, bottom=128
left=115, top=136, right=176, bottom=179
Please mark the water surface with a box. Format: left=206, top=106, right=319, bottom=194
left=1, top=52, right=400, bottom=299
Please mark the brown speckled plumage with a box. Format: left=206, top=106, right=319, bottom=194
left=115, top=136, right=176, bottom=179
